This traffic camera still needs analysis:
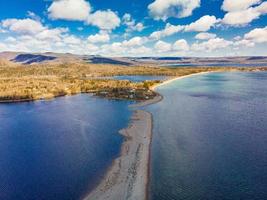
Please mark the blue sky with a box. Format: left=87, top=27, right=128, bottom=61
left=0, top=0, right=266, bottom=57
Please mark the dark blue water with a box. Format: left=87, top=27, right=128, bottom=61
left=163, top=63, right=267, bottom=68
left=113, top=75, right=167, bottom=82
left=0, top=94, right=133, bottom=200
left=147, top=72, right=267, bottom=200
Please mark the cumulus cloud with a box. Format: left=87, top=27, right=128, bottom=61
left=244, top=26, right=267, bottom=43
left=232, top=26, right=267, bottom=48
left=36, top=28, right=68, bottom=42
left=148, top=0, right=200, bottom=20
left=234, top=39, right=255, bottom=47
left=87, top=32, right=110, bottom=43
left=191, top=37, right=233, bottom=52
left=154, top=40, right=172, bottom=52
left=1, top=18, right=45, bottom=34
left=222, top=0, right=261, bottom=12
left=149, top=23, right=184, bottom=40
left=63, top=35, right=82, bottom=45
left=122, top=36, right=146, bottom=47
left=149, top=15, right=218, bottom=40
left=48, top=0, right=91, bottom=21
left=47, top=1, right=121, bottom=32
left=0, top=17, right=96, bottom=54
left=86, top=10, right=120, bottom=31
left=185, top=15, right=218, bottom=32
left=173, top=39, right=189, bottom=51
left=195, top=32, right=217, bottom=40
left=122, top=13, right=145, bottom=33
left=222, top=8, right=261, bottom=25
left=222, top=0, right=267, bottom=26
left=100, top=42, right=152, bottom=57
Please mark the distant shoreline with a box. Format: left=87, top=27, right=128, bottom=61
left=1, top=67, right=266, bottom=104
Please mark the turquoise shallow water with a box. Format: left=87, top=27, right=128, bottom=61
left=0, top=94, right=133, bottom=200
left=147, top=72, right=267, bottom=200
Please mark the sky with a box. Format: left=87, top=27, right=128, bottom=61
left=0, top=0, right=266, bottom=57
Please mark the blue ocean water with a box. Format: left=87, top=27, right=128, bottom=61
left=0, top=94, right=133, bottom=200
left=147, top=72, right=267, bottom=200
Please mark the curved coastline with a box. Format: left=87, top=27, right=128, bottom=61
left=84, top=71, right=211, bottom=200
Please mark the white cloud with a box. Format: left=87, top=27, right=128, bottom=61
left=256, top=1, right=267, bottom=13
left=222, top=0, right=261, bottom=12
left=122, top=13, right=145, bottom=32
left=27, top=11, right=41, bottom=22
left=234, top=39, right=255, bottom=47
left=149, top=23, right=184, bottom=40
left=36, top=28, right=68, bottom=42
left=185, top=15, right=218, bottom=32
left=48, top=0, right=91, bottom=21
left=129, top=46, right=152, bottom=55
left=154, top=40, right=172, bottom=52
left=148, top=0, right=200, bottom=20
left=232, top=26, right=267, bottom=48
left=63, top=35, right=82, bottom=45
left=5, top=36, right=17, bottom=43
left=1, top=18, right=45, bottom=34
left=222, top=1, right=267, bottom=26
left=88, top=32, right=110, bottom=43
left=122, top=36, right=147, bottom=47
left=148, top=15, right=217, bottom=41
left=191, top=37, right=233, bottom=52
left=86, top=10, right=120, bottom=31
left=222, top=8, right=260, bottom=25
left=173, top=39, right=189, bottom=51
left=244, top=26, right=267, bottom=43
left=99, top=42, right=152, bottom=57
left=87, top=43, right=99, bottom=52
left=195, top=32, right=217, bottom=40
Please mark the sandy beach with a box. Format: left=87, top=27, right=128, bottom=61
left=84, top=71, right=211, bottom=200
left=84, top=110, right=152, bottom=200
left=150, top=71, right=211, bottom=91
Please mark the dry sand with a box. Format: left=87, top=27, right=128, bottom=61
left=84, top=71, right=210, bottom=200
left=150, top=71, right=211, bottom=91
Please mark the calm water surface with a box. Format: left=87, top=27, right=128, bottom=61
left=113, top=75, right=167, bottom=82
left=0, top=94, right=133, bottom=200
left=163, top=63, right=267, bottom=68
left=147, top=72, right=267, bottom=200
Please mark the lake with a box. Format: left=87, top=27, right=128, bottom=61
left=113, top=75, right=167, bottom=82
left=162, top=63, right=267, bottom=68
left=0, top=94, right=133, bottom=200
left=147, top=72, right=267, bottom=200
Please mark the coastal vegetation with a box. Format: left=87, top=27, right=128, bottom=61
left=0, top=62, right=266, bottom=102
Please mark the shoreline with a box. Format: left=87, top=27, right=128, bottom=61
left=83, top=110, right=152, bottom=200
left=84, top=71, right=211, bottom=200
left=150, top=71, right=211, bottom=91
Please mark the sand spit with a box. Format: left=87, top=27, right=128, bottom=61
left=84, top=110, right=152, bottom=200
left=84, top=71, right=211, bottom=200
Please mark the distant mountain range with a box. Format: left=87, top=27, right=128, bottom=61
left=0, top=51, right=267, bottom=67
